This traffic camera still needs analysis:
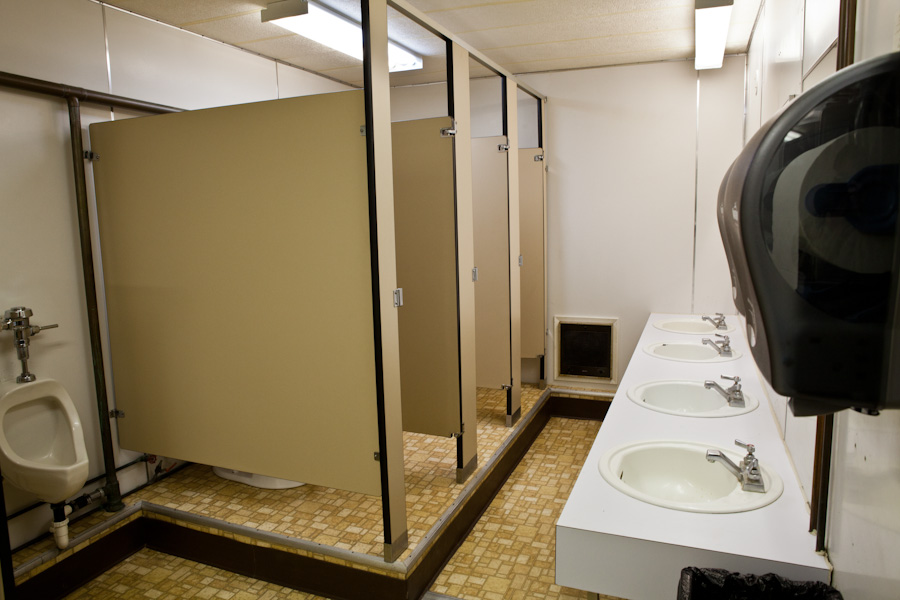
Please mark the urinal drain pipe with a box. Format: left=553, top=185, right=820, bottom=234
left=49, top=489, right=106, bottom=550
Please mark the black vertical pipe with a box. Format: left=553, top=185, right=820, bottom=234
left=66, top=97, right=124, bottom=512
left=359, top=0, right=393, bottom=548
left=809, top=0, right=855, bottom=551
left=0, top=477, right=16, bottom=599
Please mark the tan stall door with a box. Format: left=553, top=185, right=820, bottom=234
left=519, top=148, right=545, bottom=359
left=90, top=91, right=382, bottom=495
left=392, top=117, right=462, bottom=437
left=472, top=136, right=512, bottom=389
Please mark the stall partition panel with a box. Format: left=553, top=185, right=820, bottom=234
left=472, top=136, right=512, bottom=389
left=519, top=148, right=545, bottom=359
left=90, top=90, right=383, bottom=495
left=392, top=117, right=462, bottom=437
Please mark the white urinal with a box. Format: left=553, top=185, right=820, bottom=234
left=0, top=379, right=89, bottom=504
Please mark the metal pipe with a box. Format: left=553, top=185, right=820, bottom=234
left=66, top=96, right=124, bottom=513
left=0, top=70, right=180, bottom=113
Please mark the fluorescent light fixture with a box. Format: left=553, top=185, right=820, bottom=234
left=694, top=0, right=733, bottom=70
left=262, top=0, right=423, bottom=73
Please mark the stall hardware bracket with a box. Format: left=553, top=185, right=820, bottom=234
left=440, top=126, right=457, bottom=137
left=393, top=288, right=404, bottom=308
left=109, top=409, right=125, bottom=419
left=84, top=150, right=100, bottom=161
left=498, top=144, right=510, bottom=152
left=534, top=154, right=544, bottom=161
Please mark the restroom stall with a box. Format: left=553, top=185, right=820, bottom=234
left=519, top=146, right=546, bottom=382
left=472, top=76, right=523, bottom=426
left=392, top=111, right=478, bottom=481
left=90, top=90, right=390, bottom=496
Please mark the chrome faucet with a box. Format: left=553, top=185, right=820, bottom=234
left=704, top=375, right=744, bottom=407
left=1, top=307, right=58, bottom=383
left=701, top=334, right=733, bottom=357
left=706, top=440, right=765, bottom=493
left=702, top=313, right=728, bottom=330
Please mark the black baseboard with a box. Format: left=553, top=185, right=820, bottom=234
left=14, top=517, right=145, bottom=600
left=12, top=393, right=606, bottom=600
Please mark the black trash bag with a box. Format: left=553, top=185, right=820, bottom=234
left=677, top=567, right=843, bottom=600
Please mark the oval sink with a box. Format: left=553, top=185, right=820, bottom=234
left=628, top=381, right=758, bottom=417
left=653, top=318, right=735, bottom=335
left=644, top=342, right=741, bottom=363
left=598, top=441, right=783, bottom=513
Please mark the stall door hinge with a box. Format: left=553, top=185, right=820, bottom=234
left=518, top=255, right=524, bottom=267
left=393, top=288, right=404, bottom=307
left=373, top=451, right=381, bottom=462
left=498, top=144, right=510, bottom=152
left=440, top=123, right=457, bottom=137
left=84, top=150, right=100, bottom=161
left=451, top=423, right=465, bottom=438
left=109, top=409, right=125, bottom=419
left=501, top=384, right=512, bottom=391
left=534, top=154, right=544, bottom=161
left=359, top=125, right=367, bottom=136
left=472, top=267, right=479, bottom=282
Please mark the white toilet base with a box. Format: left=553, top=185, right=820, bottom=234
left=211, top=466, right=305, bottom=490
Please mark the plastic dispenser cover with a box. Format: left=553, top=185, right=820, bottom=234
left=718, top=52, right=900, bottom=416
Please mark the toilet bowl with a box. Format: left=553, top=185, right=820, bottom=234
left=212, top=466, right=304, bottom=490
left=0, top=379, right=89, bottom=504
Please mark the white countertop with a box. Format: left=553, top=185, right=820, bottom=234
left=556, top=313, right=831, bottom=600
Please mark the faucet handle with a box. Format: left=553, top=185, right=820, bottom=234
left=720, top=374, right=741, bottom=383
left=734, top=439, right=755, bottom=454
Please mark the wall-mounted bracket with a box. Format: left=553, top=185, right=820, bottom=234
left=498, top=144, right=510, bottom=152
left=472, top=267, right=478, bottom=282
left=440, top=126, right=457, bottom=137
left=109, top=409, right=125, bottom=419
left=393, top=288, right=404, bottom=307
left=84, top=150, right=100, bottom=161
left=534, top=154, right=544, bottom=161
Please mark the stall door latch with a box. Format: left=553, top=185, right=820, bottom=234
left=393, top=288, right=404, bottom=308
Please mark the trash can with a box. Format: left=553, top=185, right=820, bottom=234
left=677, top=567, right=843, bottom=600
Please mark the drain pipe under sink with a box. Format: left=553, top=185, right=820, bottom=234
left=49, top=489, right=106, bottom=550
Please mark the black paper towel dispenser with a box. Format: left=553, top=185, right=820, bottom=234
left=718, top=51, right=900, bottom=416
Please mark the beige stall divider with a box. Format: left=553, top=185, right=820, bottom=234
left=392, top=117, right=462, bottom=438
left=90, top=90, right=382, bottom=496
left=519, top=148, right=545, bottom=359
left=472, top=136, right=512, bottom=391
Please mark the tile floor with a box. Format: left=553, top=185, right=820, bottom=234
left=13, top=386, right=543, bottom=583
left=428, top=417, right=604, bottom=600
left=60, top=413, right=616, bottom=600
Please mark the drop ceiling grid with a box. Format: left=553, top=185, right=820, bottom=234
left=100, top=0, right=761, bottom=91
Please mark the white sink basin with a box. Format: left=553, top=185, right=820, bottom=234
left=628, top=380, right=758, bottom=417
left=644, top=342, right=741, bottom=362
left=653, top=318, right=735, bottom=335
left=598, top=441, right=783, bottom=513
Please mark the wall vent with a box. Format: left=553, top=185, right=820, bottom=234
left=555, top=317, right=617, bottom=383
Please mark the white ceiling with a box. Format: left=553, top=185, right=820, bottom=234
left=103, top=0, right=762, bottom=88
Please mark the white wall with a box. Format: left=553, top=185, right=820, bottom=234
left=748, top=2, right=900, bottom=598
left=0, top=0, right=351, bottom=549
left=827, top=2, right=900, bottom=598
left=519, top=58, right=742, bottom=388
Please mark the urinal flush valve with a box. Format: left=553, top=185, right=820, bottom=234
left=1, top=307, right=58, bottom=383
